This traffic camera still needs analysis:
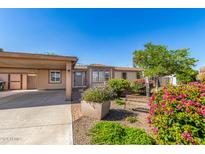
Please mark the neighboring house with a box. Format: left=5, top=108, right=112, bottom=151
left=159, top=75, right=177, bottom=86
left=0, top=51, right=143, bottom=100
left=149, top=75, right=177, bottom=88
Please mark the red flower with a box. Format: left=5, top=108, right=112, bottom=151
left=176, top=105, right=182, bottom=110
left=185, top=108, right=191, bottom=113
left=182, top=131, right=195, bottom=143
left=200, top=93, right=205, bottom=97
left=147, top=116, right=152, bottom=124
left=148, top=82, right=204, bottom=144
left=153, top=127, right=158, bottom=135
left=195, top=102, right=201, bottom=106
left=201, top=109, right=205, bottom=116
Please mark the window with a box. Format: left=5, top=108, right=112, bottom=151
left=49, top=71, right=61, bottom=83
left=104, top=71, right=110, bottom=81
left=92, top=71, right=98, bottom=82
left=136, top=71, right=142, bottom=79
left=99, top=71, right=104, bottom=82
left=92, top=70, right=110, bottom=82
left=122, top=72, right=127, bottom=79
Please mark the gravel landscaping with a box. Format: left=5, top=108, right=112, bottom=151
left=71, top=90, right=151, bottom=145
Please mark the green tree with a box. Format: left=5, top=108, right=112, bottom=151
left=133, top=43, right=198, bottom=90
left=0, top=48, right=4, bottom=52
left=171, top=48, right=198, bottom=83
left=176, top=69, right=198, bottom=84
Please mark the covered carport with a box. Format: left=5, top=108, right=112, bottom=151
left=0, top=52, right=77, bottom=144
left=0, top=51, right=78, bottom=100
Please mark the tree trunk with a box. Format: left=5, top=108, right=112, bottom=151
left=155, top=77, right=159, bottom=93
left=145, top=77, right=150, bottom=98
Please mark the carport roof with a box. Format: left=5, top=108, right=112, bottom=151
left=0, top=51, right=78, bottom=61
left=0, top=51, right=78, bottom=70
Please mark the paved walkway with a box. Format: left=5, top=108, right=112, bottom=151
left=0, top=90, right=73, bottom=145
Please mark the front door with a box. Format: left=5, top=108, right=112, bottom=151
left=27, top=74, right=37, bottom=89
left=74, top=72, right=86, bottom=87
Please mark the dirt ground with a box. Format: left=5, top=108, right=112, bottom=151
left=71, top=92, right=151, bottom=145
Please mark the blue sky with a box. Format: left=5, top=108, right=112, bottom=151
left=0, top=9, right=205, bottom=69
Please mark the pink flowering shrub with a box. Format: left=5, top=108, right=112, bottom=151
left=148, top=82, right=205, bottom=144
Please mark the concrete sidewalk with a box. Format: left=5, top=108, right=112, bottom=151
left=0, top=90, right=73, bottom=145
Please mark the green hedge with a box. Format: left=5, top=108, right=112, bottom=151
left=90, top=121, right=155, bottom=145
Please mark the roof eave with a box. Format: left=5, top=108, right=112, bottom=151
left=0, top=51, right=78, bottom=62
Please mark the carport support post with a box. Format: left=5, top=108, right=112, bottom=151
left=66, top=62, right=72, bottom=101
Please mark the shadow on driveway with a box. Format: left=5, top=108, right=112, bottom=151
left=0, top=90, right=69, bottom=110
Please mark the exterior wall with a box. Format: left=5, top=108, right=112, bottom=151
left=88, top=68, right=92, bottom=87
left=0, top=68, right=66, bottom=90
left=127, top=72, right=138, bottom=82
left=88, top=67, right=112, bottom=88
left=37, top=70, right=66, bottom=90
left=85, top=68, right=142, bottom=88
left=22, top=74, right=27, bottom=90
left=0, top=68, right=38, bottom=74
left=114, top=71, right=122, bottom=79
left=114, top=71, right=138, bottom=82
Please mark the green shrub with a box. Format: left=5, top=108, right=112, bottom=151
left=90, top=121, right=155, bottom=145
left=131, top=83, right=144, bottom=92
left=131, top=79, right=147, bottom=94
left=125, top=116, right=138, bottom=123
left=108, top=79, right=130, bottom=97
left=114, top=99, right=126, bottom=105
left=90, top=122, right=125, bottom=145
left=131, top=82, right=145, bottom=94
left=83, top=87, right=112, bottom=103
left=148, top=82, right=205, bottom=145
left=124, top=127, right=154, bottom=144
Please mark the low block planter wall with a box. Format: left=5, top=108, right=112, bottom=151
left=81, top=100, right=111, bottom=120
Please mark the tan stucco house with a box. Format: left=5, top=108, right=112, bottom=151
left=0, top=51, right=143, bottom=100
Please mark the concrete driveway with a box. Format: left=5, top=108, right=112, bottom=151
left=0, top=90, right=73, bottom=145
